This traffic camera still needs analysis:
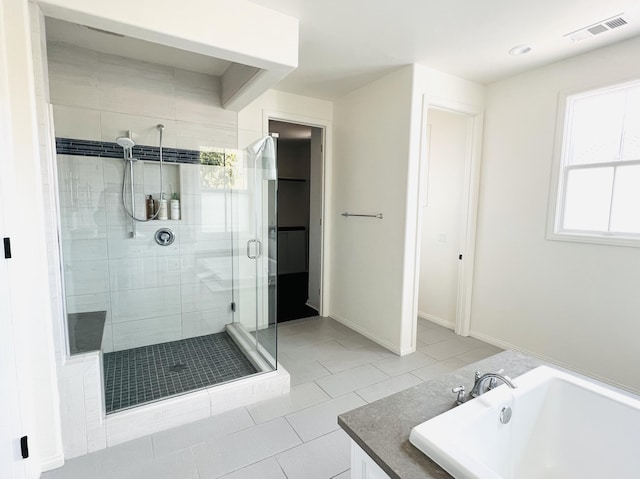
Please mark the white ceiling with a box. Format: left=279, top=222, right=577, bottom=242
left=44, top=2, right=640, bottom=102
left=250, top=0, right=640, bottom=100
left=45, top=17, right=232, bottom=77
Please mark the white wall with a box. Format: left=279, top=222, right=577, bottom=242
left=418, top=109, right=468, bottom=328
left=331, top=64, right=484, bottom=354
left=472, top=35, right=640, bottom=394
left=238, top=89, right=333, bottom=147
left=0, top=0, right=63, bottom=473
left=331, top=66, right=415, bottom=353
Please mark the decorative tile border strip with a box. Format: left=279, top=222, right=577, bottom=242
left=55, top=137, right=201, bottom=164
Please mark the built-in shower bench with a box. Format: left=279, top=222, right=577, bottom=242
left=67, top=311, right=106, bottom=355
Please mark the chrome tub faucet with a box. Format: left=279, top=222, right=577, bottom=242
left=452, top=370, right=517, bottom=406
left=470, top=371, right=517, bottom=398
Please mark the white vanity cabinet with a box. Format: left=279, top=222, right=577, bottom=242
left=351, top=441, right=392, bottom=479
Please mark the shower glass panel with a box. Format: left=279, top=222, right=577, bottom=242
left=56, top=134, right=277, bottom=413
left=229, top=138, right=278, bottom=369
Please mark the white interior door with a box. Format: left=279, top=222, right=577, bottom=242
left=0, top=105, right=28, bottom=479
left=0, top=225, right=27, bottom=479
left=418, top=109, right=468, bottom=329
left=0, top=2, right=29, bottom=476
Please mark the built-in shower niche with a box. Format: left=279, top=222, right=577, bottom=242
left=117, top=159, right=182, bottom=223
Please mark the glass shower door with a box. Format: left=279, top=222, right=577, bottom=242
left=231, top=137, right=277, bottom=369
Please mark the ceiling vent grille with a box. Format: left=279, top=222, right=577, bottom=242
left=565, top=14, right=628, bottom=43
left=587, top=24, right=608, bottom=35
left=605, top=17, right=628, bottom=29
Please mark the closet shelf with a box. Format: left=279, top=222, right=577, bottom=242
left=278, top=177, right=306, bottom=182
left=278, top=226, right=306, bottom=231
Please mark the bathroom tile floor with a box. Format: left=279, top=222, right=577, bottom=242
left=43, top=317, right=501, bottom=479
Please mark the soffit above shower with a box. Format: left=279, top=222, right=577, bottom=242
left=45, top=17, right=233, bottom=77
left=36, top=0, right=299, bottom=111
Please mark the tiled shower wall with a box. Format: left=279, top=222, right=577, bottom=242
left=48, top=42, right=240, bottom=352
left=48, top=42, right=237, bottom=148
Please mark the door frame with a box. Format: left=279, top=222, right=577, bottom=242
left=262, top=110, right=332, bottom=317
left=412, top=95, right=484, bottom=337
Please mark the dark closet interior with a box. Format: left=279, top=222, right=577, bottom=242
left=270, top=121, right=319, bottom=322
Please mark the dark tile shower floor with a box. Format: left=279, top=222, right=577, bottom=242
left=103, top=332, right=258, bottom=413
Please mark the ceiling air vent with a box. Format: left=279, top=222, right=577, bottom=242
left=605, top=17, right=628, bottom=29
left=587, top=24, right=608, bottom=36
left=565, top=14, right=628, bottom=43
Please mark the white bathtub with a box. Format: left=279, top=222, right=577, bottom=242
left=410, top=366, right=640, bottom=479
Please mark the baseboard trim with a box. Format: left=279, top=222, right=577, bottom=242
left=470, top=330, right=640, bottom=396
left=398, top=345, right=415, bottom=356
left=40, top=452, right=65, bottom=472
left=417, top=312, right=455, bottom=330
left=330, top=313, right=402, bottom=355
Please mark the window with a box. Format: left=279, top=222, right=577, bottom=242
left=550, top=80, right=640, bottom=246
left=197, top=148, right=246, bottom=233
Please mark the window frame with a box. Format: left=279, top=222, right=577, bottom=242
left=547, top=78, right=640, bottom=248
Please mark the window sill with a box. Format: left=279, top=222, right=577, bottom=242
left=546, top=231, right=640, bottom=248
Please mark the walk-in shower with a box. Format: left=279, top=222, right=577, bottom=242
left=57, top=126, right=277, bottom=413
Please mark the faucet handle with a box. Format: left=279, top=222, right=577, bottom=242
left=452, top=385, right=466, bottom=406
left=474, top=370, right=482, bottom=381
left=488, top=369, right=505, bottom=390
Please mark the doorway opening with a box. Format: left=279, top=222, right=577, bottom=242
left=417, top=107, right=474, bottom=332
left=269, top=120, right=324, bottom=322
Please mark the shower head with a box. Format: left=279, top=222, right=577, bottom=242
left=116, top=136, right=135, bottom=149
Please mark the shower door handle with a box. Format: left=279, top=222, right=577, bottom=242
left=247, top=239, right=262, bottom=259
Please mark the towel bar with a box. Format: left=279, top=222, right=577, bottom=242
left=341, top=212, right=383, bottom=219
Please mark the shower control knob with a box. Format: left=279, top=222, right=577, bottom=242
left=155, top=228, right=175, bottom=246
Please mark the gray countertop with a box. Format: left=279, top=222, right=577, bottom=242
left=338, top=350, right=544, bottom=479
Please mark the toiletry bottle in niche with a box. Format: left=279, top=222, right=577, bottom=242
left=146, top=195, right=155, bottom=219
left=158, top=193, right=168, bottom=220
left=170, top=193, right=180, bottom=220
